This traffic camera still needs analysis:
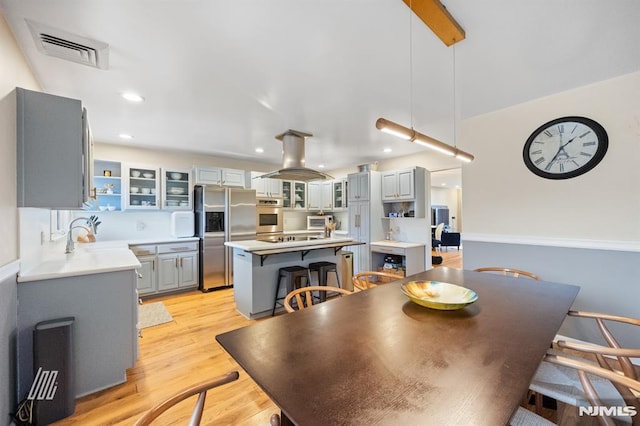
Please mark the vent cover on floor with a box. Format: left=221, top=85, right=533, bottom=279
left=26, top=20, right=109, bottom=69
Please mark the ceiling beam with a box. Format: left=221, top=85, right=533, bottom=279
left=402, top=0, right=465, bottom=46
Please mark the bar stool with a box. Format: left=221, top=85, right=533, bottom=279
left=307, top=261, right=341, bottom=302
left=272, top=266, right=309, bottom=316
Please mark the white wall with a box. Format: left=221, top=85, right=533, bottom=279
left=461, top=72, right=640, bottom=346
left=0, top=9, right=40, bottom=417
left=431, top=187, right=460, bottom=231
left=463, top=72, right=640, bottom=244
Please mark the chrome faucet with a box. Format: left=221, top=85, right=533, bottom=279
left=65, top=217, right=96, bottom=253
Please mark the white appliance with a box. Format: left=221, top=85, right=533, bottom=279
left=307, top=215, right=333, bottom=231
left=171, top=211, right=194, bottom=237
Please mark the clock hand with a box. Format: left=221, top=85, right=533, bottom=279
left=546, top=136, right=579, bottom=170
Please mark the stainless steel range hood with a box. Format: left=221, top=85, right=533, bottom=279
left=257, top=130, right=333, bottom=182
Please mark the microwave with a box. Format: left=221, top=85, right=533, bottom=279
left=307, top=215, right=333, bottom=231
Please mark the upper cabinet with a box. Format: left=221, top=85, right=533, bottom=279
left=332, top=179, right=348, bottom=211
left=380, top=167, right=426, bottom=218
left=124, top=165, right=161, bottom=210
left=282, top=181, right=306, bottom=209
left=17, top=88, right=93, bottom=209
left=93, top=160, right=123, bottom=211
left=348, top=172, right=370, bottom=202
left=162, top=168, right=192, bottom=210
left=381, top=169, right=415, bottom=202
left=194, top=166, right=245, bottom=188
left=307, top=181, right=333, bottom=212
left=247, top=172, right=282, bottom=198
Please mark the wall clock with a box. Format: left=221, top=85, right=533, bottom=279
left=523, top=116, right=608, bottom=179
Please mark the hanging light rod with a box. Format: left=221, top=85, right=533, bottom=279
left=401, top=0, right=465, bottom=46
left=376, top=117, right=474, bottom=162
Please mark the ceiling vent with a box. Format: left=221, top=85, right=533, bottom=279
left=26, top=20, right=109, bottom=70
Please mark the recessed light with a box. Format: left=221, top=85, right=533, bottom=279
left=119, top=133, right=133, bottom=140
left=441, top=183, right=446, bottom=186
left=318, top=164, right=325, bottom=169
left=121, top=92, right=144, bottom=102
left=255, top=148, right=264, bottom=153
left=383, top=148, right=392, bottom=153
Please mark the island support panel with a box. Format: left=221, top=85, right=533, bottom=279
left=233, top=248, right=342, bottom=319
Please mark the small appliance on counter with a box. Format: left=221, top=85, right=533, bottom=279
left=307, top=215, right=333, bottom=231
left=171, top=211, right=194, bottom=237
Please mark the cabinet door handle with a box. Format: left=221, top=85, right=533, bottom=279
left=180, top=257, right=183, bottom=268
left=152, top=260, right=155, bottom=271
left=175, top=258, right=179, bottom=268
left=136, top=270, right=143, bottom=279
left=171, top=247, right=190, bottom=251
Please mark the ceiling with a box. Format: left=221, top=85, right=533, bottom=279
left=2, top=1, right=639, bottom=171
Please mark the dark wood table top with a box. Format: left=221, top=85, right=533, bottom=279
left=216, top=267, right=579, bottom=425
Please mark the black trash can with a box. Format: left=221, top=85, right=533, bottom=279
left=31, top=317, right=75, bottom=425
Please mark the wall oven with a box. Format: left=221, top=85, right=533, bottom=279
left=256, top=198, right=283, bottom=235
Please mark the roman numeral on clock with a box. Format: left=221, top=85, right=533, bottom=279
left=582, top=141, right=596, bottom=147
left=534, top=157, right=545, bottom=165
left=531, top=149, right=542, bottom=155
left=544, top=130, right=553, bottom=138
left=580, top=152, right=593, bottom=157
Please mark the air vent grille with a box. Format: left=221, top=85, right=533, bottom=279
left=27, top=20, right=109, bottom=69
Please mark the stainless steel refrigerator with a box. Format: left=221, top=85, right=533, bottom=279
left=194, top=185, right=257, bottom=291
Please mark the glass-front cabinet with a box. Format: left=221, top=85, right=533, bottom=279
left=282, top=181, right=306, bottom=209
left=124, top=165, right=160, bottom=210
left=93, top=160, right=123, bottom=211
left=162, top=168, right=192, bottom=210
left=333, top=179, right=348, bottom=211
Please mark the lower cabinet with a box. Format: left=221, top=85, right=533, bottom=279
left=131, top=241, right=199, bottom=296
left=16, top=269, right=138, bottom=398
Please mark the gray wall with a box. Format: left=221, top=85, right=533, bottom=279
left=0, top=273, right=18, bottom=423
left=463, top=241, right=640, bottom=348
left=1, top=10, right=40, bottom=422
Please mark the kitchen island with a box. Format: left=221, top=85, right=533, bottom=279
left=225, top=236, right=361, bottom=318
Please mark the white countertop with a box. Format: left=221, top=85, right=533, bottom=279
left=370, top=240, right=426, bottom=248
left=18, top=236, right=199, bottom=283
left=18, top=247, right=141, bottom=283
left=225, top=236, right=354, bottom=252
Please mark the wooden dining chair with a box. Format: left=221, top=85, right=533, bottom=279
left=283, top=285, right=352, bottom=313
left=530, top=311, right=640, bottom=416
left=512, top=351, right=640, bottom=426
left=134, top=371, right=239, bottom=425
left=352, top=271, right=404, bottom=290
left=474, top=267, right=540, bottom=280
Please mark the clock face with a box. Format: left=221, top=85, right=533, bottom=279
left=523, top=116, right=608, bottom=179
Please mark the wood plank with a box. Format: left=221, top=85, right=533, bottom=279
left=402, top=0, right=465, bottom=46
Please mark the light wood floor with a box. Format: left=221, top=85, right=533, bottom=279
left=52, top=247, right=571, bottom=425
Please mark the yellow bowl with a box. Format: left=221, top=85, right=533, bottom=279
left=401, top=280, right=478, bottom=310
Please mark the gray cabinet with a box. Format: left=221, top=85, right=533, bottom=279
left=248, top=171, right=282, bottom=198
left=17, top=87, right=93, bottom=209
left=136, top=256, right=156, bottom=294
left=194, top=166, right=245, bottom=187
left=17, top=269, right=137, bottom=397
left=381, top=169, right=415, bottom=201
left=131, top=241, right=198, bottom=295
left=348, top=172, right=370, bottom=202
left=346, top=171, right=384, bottom=273
left=307, top=181, right=333, bottom=211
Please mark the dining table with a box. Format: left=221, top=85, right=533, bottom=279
left=215, top=267, right=580, bottom=425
